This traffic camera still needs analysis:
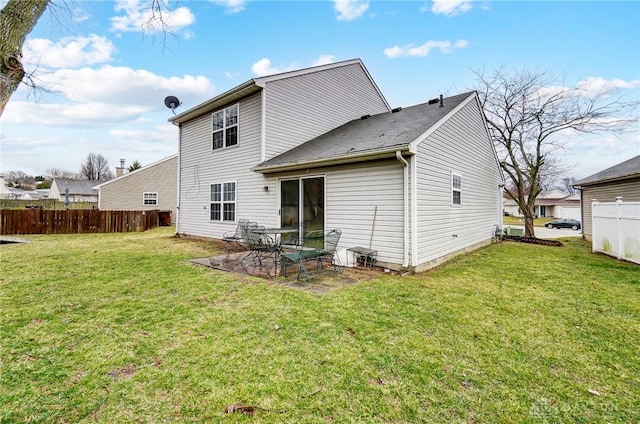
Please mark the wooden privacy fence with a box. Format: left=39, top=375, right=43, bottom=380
left=0, top=210, right=159, bottom=235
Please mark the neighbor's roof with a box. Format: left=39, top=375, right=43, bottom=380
left=92, top=154, right=178, bottom=190
left=253, top=92, right=476, bottom=173
left=574, top=155, right=640, bottom=186
left=169, top=58, right=389, bottom=125
left=53, top=178, right=99, bottom=195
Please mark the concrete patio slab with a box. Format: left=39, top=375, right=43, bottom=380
left=191, top=251, right=387, bottom=294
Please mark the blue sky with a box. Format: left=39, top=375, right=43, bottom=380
left=1, top=0, right=639, bottom=181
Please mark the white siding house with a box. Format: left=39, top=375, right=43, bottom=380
left=171, top=59, right=503, bottom=271
left=93, top=155, right=178, bottom=223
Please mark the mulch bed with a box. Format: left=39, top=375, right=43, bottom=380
left=502, top=235, right=563, bottom=247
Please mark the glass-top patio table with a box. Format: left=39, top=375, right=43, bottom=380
left=243, top=226, right=299, bottom=276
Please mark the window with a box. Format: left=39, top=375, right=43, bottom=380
left=210, top=182, right=236, bottom=221
left=212, top=104, right=239, bottom=150
left=451, top=173, right=461, bottom=205
left=143, top=192, right=158, bottom=206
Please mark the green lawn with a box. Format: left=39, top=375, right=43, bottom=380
left=1, top=228, right=638, bottom=423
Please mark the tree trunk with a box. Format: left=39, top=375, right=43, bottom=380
left=522, top=210, right=536, bottom=238
left=0, top=0, right=50, bottom=116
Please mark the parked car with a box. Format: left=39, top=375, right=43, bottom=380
left=545, top=218, right=581, bottom=230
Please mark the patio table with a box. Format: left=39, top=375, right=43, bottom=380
left=244, top=227, right=298, bottom=276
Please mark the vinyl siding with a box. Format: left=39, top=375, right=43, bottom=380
left=98, top=156, right=178, bottom=222
left=263, top=63, right=389, bottom=159
left=177, top=93, right=280, bottom=238
left=415, top=98, right=502, bottom=267
left=326, top=161, right=405, bottom=266
left=580, top=177, right=640, bottom=239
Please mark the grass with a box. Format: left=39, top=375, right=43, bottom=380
left=1, top=227, right=639, bottom=423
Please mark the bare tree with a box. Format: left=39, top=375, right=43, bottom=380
left=46, top=167, right=78, bottom=179
left=558, top=177, right=578, bottom=195
left=0, top=0, right=172, bottom=116
left=0, top=0, right=50, bottom=116
left=4, top=170, right=35, bottom=188
left=80, top=153, right=114, bottom=181
left=474, top=67, right=637, bottom=237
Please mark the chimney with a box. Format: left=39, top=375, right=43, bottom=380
left=116, top=159, right=126, bottom=178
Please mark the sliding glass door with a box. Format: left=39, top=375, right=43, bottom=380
left=280, top=176, right=324, bottom=235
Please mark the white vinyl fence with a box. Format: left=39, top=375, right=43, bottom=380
left=591, top=199, right=640, bottom=264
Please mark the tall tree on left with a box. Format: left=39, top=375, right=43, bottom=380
left=0, top=0, right=50, bottom=117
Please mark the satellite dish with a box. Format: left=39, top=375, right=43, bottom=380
left=164, top=95, right=181, bottom=115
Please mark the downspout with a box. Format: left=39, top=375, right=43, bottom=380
left=171, top=121, right=181, bottom=235
left=396, top=151, right=410, bottom=269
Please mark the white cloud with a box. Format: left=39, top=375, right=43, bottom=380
left=3, top=66, right=215, bottom=127
left=24, top=35, right=116, bottom=69
left=384, top=39, right=468, bottom=58
left=251, top=58, right=280, bottom=76
left=332, top=0, right=369, bottom=21
left=534, top=77, right=640, bottom=101
left=210, top=0, right=248, bottom=14
left=110, top=124, right=177, bottom=144
left=251, top=58, right=299, bottom=77
left=577, top=77, right=640, bottom=97
left=312, top=55, right=336, bottom=66
left=111, top=0, right=195, bottom=33
left=431, top=0, right=473, bottom=16
left=251, top=56, right=336, bottom=77
left=3, top=101, right=146, bottom=127
left=72, top=7, right=91, bottom=23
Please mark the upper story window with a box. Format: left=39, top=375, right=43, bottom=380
left=451, top=173, right=461, bottom=206
left=143, top=192, right=158, bottom=206
left=212, top=104, right=239, bottom=151
left=210, top=182, right=236, bottom=222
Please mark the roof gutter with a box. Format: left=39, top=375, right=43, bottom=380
left=169, top=79, right=258, bottom=124
left=573, top=173, right=640, bottom=188
left=253, top=146, right=411, bottom=174
left=396, top=150, right=410, bottom=269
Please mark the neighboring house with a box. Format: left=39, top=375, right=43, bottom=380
left=0, top=175, right=11, bottom=199
left=574, top=154, right=640, bottom=241
left=50, top=178, right=99, bottom=203
left=93, top=155, right=178, bottom=224
left=0, top=175, right=38, bottom=200
left=170, top=58, right=503, bottom=272
left=32, top=189, right=50, bottom=199
left=503, top=189, right=581, bottom=219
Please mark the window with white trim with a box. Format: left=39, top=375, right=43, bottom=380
left=143, top=192, right=158, bottom=206
left=451, top=173, right=461, bottom=205
left=210, top=182, right=236, bottom=221
left=212, top=104, right=239, bottom=150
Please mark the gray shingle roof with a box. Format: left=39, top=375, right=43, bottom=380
left=254, top=92, right=475, bottom=173
left=54, top=178, right=100, bottom=195
left=574, top=155, right=640, bottom=186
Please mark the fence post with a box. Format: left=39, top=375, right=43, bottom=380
left=591, top=199, right=598, bottom=253
left=615, top=197, right=623, bottom=261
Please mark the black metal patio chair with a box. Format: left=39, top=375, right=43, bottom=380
left=242, top=224, right=281, bottom=271
left=281, top=228, right=342, bottom=283
left=221, top=219, right=252, bottom=262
